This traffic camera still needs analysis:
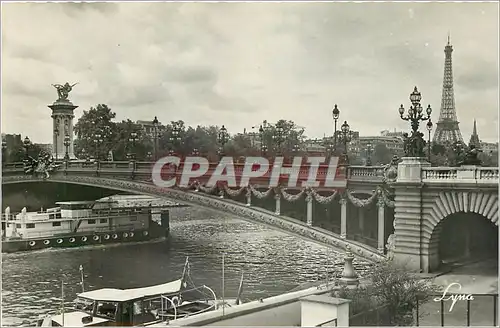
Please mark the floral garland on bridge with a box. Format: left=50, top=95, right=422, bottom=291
left=280, top=187, right=306, bottom=202
left=310, top=189, right=339, bottom=205
left=249, top=185, right=273, bottom=199
left=223, top=185, right=247, bottom=197
left=346, top=189, right=378, bottom=208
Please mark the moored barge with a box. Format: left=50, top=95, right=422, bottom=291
left=1, top=195, right=186, bottom=253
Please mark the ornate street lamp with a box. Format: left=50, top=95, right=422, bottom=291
left=332, top=104, right=340, bottom=153
left=292, top=143, right=300, bottom=154
left=93, top=132, right=103, bottom=161
left=54, top=127, right=60, bottom=161
left=169, top=122, right=182, bottom=155
left=273, top=123, right=285, bottom=155
left=365, top=142, right=373, bottom=166
left=2, top=138, right=7, bottom=165
left=146, top=151, right=153, bottom=161
left=129, top=131, right=138, bottom=160
left=259, top=125, right=268, bottom=157
left=426, top=118, right=433, bottom=162
left=23, top=136, right=31, bottom=159
left=152, top=116, right=159, bottom=160
left=398, top=86, right=432, bottom=158
left=64, top=134, right=71, bottom=160
left=339, top=121, right=352, bottom=163
left=218, top=125, right=229, bottom=157
left=192, top=148, right=200, bottom=156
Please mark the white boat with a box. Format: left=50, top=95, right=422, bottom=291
left=37, top=257, right=228, bottom=327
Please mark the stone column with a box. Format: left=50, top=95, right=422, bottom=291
left=358, top=207, right=365, bottom=234
left=340, top=198, right=347, bottom=239
left=377, top=199, right=385, bottom=254
left=392, top=157, right=430, bottom=272
left=245, top=188, right=252, bottom=207
left=306, top=191, right=313, bottom=226
left=274, top=193, right=281, bottom=216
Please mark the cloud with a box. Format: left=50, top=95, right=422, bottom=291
left=1, top=2, right=498, bottom=144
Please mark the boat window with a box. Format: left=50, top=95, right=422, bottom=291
left=96, top=301, right=118, bottom=319
left=16, top=224, right=21, bottom=228
left=26, top=223, right=35, bottom=229
left=74, top=297, right=94, bottom=313
left=133, top=301, right=143, bottom=315
left=52, top=222, right=62, bottom=227
left=100, top=219, right=108, bottom=223
left=88, top=219, right=96, bottom=225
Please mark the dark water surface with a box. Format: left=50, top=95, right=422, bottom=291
left=2, top=207, right=372, bottom=326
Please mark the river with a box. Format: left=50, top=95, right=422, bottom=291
left=1, top=206, right=373, bottom=326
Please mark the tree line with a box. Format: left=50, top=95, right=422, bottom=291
left=2, top=103, right=497, bottom=166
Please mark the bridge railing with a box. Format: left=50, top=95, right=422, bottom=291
left=422, top=166, right=499, bottom=184
left=2, top=161, right=386, bottom=182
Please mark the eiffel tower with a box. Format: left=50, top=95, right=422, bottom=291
left=433, top=35, right=464, bottom=145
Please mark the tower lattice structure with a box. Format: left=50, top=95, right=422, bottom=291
left=433, top=36, right=464, bottom=145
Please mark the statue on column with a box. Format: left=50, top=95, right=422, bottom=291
left=52, top=82, right=78, bottom=101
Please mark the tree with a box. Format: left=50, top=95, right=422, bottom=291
left=113, top=120, right=152, bottom=161
left=74, top=104, right=117, bottom=160
left=335, top=261, right=437, bottom=326
left=372, top=143, right=392, bottom=165
left=260, top=120, right=306, bottom=156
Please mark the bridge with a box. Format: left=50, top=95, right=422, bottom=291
left=2, top=158, right=499, bottom=272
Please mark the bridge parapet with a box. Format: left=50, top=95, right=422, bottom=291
left=1, top=161, right=386, bottom=186
left=422, top=166, right=499, bottom=186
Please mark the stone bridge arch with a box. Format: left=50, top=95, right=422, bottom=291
left=2, top=175, right=385, bottom=263
left=423, top=190, right=498, bottom=271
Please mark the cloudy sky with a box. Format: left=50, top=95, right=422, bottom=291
left=1, top=2, right=498, bottom=144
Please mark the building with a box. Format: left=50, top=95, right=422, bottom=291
left=136, top=120, right=166, bottom=138
left=467, top=119, right=498, bottom=154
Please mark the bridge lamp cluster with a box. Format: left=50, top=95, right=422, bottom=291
left=398, top=86, right=432, bottom=158
left=23, top=136, right=32, bottom=158
left=259, top=125, right=268, bottom=156
left=332, top=104, right=340, bottom=153
left=218, top=125, right=229, bottom=156
left=63, top=134, right=71, bottom=160
left=128, top=132, right=139, bottom=160
left=339, top=120, right=353, bottom=164
left=169, top=122, right=182, bottom=155
left=365, top=142, right=373, bottom=166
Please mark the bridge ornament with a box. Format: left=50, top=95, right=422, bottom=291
left=385, top=234, right=396, bottom=261
left=23, top=151, right=61, bottom=179
left=382, top=155, right=399, bottom=184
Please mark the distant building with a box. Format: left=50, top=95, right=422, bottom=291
left=467, top=119, right=498, bottom=154
left=136, top=119, right=166, bottom=138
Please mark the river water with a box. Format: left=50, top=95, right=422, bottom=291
left=1, top=207, right=373, bottom=326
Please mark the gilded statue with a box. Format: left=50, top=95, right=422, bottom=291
left=52, top=82, right=78, bottom=101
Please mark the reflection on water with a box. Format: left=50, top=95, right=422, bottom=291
left=2, top=207, right=373, bottom=326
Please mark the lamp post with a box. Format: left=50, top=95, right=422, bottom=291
left=192, top=148, right=200, bottom=156
left=398, top=86, right=432, bottom=158
left=218, top=125, right=229, bottom=157
left=332, top=104, right=340, bottom=153
left=426, top=118, right=433, bottom=162
left=152, top=116, right=159, bottom=160
left=129, top=132, right=138, bottom=160
left=63, top=134, right=71, bottom=161
left=365, top=142, right=373, bottom=166
left=54, top=127, right=60, bottom=161
left=169, top=122, right=182, bottom=156
left=93, top=132, right=103, bottom=161
left=339, top=121, right=352, bottom=164
left=273, top=123, right=285, bottom=156
left=259, top=125, right=268, bottom=157
left=146, top=151, right=153, bottom=161
left=23, top=136, right=31, bottom=159
left=2, top=138, right=7, bottom=165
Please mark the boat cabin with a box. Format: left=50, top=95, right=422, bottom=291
left=52, top=279, right=186, bottom=326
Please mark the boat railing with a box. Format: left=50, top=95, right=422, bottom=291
left=1, top=209, right=155, bottom=222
